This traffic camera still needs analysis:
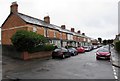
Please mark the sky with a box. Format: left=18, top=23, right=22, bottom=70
left=0, top=0, right=119, bottom=40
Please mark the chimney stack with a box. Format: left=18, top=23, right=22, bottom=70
left=10, top=2, right=18, bottom=13
left=77, top=30, right=81, bottom=34
left=71, top=28, right=75, bottom=32
left=61, top=25, right=66, bottom=29
left=82, top=33, right=85, bottom=35
left=44, top=16, right=50, bottom=24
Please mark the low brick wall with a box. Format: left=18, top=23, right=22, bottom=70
left=2, top=45, right=52, bottom=60
left=22, top=51, right=52, bottom=60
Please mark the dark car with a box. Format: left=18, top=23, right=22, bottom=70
left=52, top=47, right=71, bottom=59
left=96, top=48, right=111, bottom=60
left=68, top=47, right=78, bottom=56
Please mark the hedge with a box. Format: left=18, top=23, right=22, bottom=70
left=11, top=30, right=48, bottom=51
left=115, top=41, right=120, bottom=53
left=28, top=44, right=55, bottom=53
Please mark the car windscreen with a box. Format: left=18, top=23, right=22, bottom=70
left=54, top=49, right=61, bottom=52
left=54, top=48, right=68, bottom=52
left=98, top=49, right=109, bottom=52
left=83, top=46, right=88, bottom=48
left=68, top=48, right=75, bottom=50
left=61, top=48, right=68, bottom=52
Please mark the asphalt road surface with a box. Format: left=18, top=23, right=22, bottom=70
left=2, top=47, right=116, bottom=79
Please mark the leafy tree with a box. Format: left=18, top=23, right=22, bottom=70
left=98, top=38, right=102, bottom=44
left=107, top=39, right=114, bottom=44
left=115, top=41, right=120, bottom=53
left=103, top=40, right=107, bottom=45
left=11, top=30, right=48, bottom=51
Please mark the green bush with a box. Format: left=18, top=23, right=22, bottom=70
left=11, top=30, right=48, bottom=51
left=44, top=44, right=55, bottom=51
left=28, top=44, right=55, bottom=53
left=115, top=41, right=120, bottom=52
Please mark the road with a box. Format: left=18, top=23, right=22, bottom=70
left=2, top=47, right=116, bottom=79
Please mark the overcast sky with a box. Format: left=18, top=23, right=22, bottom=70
left=0, top=0, right=119, bottom=40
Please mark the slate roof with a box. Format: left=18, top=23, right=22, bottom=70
left=17, top=13, right=73, bottom=34
left=17, top=13, right=56, bottom=29
left=17, top=13, right=89, bottom=38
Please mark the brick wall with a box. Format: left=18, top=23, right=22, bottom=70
left=73, top=35, right=77, bottom=41
left=2, top=14, right=26, bottom=29
left=37, top=27, right=44, bottom=35
left=2, top=13, right=27, bottom=45
left=56, top=31, right=60, bottom=39
left=62, top=32, right=67, bottom=40
left=48, top=29, right=54, bottom=38
left=2, top=26, right=28, bottom=45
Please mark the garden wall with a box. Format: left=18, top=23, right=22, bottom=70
left=2, top=45, right=52, bottom=60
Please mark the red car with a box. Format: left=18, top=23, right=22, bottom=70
left=77, top=47, right=85, bottom=53
left=96, top=48, right=111, bottom=60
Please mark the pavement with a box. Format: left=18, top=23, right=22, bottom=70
left=110, top=47, right=120, bottom=68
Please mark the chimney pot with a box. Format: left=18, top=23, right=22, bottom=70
left=77, top=30, right=81, bottom=34
left=82, top=33, right=85, bottom=35
left=10, top=2, right=18, bottom=13
left=61, top=25, right=66, bottom=29
left=44, top=16, right=50, bottom=24
left=71, top=28, right=75, bottom=32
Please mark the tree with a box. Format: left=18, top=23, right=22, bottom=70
left=115, top=41, right=120, bottom=53
left=98, top=38, right=102, bottom=44
left=103, top=40, right=107, bottom=45
left=11, top=30, right=48, bottom=51
left=107, top=39, right=114, bottom=44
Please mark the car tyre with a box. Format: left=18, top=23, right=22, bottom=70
left=52, top=56, right=55, bottom=59
left=107, top=57, right=110, bottom=60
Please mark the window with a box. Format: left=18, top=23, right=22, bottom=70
left=33, top=26, right=37, bottom=32
left=44, top=28, right=49, bottom=37
left=60, top=32, right=62, bottom=39
left=54, top=31, right=57, bottom=38
left=47, top=29, right=49, bottom=37
left=84, top=38, right=86, bottom=41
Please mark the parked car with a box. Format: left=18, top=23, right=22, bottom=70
left=83, top=46, right=91, bottom=52
left=68, top=47, right=78, bottom=56
left=96, top=48, right=111, bottom=60
left=89, top=45, right=94, bottom=50
left=52, top=47, right=71, bottom=59
left=76, top=47, right=85, bottom=53
left=93, top=45, right=98, bottom=49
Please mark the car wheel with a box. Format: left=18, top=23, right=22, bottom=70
left=75, top=52, right=77, bottom=55
left=73, top=53, right=76, bottom=56
left=62, top=54, right=65, bottom=59
left=52, top=56, right=55, bottom=59
left=107, top=57, right=110, bottom=60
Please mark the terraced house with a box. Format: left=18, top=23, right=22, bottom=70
left=1, top=2, right=92, bottom=47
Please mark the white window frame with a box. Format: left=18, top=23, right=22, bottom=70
left=33, top=26, right=37, bottom=32
left=54, top=31, right=57, bottom=38
left=44, top=28, right=49, bottom=37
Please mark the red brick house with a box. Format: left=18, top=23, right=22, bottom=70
left=1, top=2, right=92, bottom=47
